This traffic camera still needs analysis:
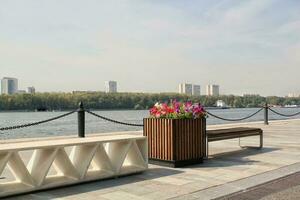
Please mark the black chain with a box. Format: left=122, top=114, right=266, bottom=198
left=86, top=110, right=144, bottom=127
left=206, top=108, right=263, bottom=121
left=0, top=110, right=76, bottom=131
left=268, top=108, right=300, bottom=117
left=1, top=106, right=298, bottom=133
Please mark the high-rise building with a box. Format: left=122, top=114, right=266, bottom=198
left=1, top=77, right=18, bottom=95
left=179, top=83, right=193, bottom=95
left=206, top=84, right=219, bottom=96
left=105, top=81, right=117, bottom=93
left=193, top=85, right=201, bottom=96
left=27, top=87, right=36, bottom=94
left=287, top=93, right=300, bottom=98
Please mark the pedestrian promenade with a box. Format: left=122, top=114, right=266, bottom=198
left=2, top=119, right=300, bottom=200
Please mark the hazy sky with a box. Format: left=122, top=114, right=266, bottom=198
left=0, top=0, right=299, bottom=96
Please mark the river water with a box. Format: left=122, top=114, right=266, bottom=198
left=0, top=108, right=299, bottom=139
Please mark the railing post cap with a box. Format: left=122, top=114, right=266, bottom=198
left=79, top=102, right=84, bottom=109
left=264, top=102, right=268, bottom=108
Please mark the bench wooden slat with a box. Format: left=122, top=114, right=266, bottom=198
left=207, top=127, right=262, bottom=135
left=207, top=127, right=263, bottom=142
left=208, top=133, right=261, bottom=142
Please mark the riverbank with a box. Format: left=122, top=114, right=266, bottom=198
left=1, top=92, right=299, bottom=111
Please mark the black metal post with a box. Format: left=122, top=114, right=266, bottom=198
left=78, top=102, right=85, bottom=137
left=264, top=102, right=269, bottom=125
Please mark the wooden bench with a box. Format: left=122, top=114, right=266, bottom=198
left=206, top=127, right=263, bottom=156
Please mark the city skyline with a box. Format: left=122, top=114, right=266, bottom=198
left=0, top=1, right=300, bottom=96
left=1, top=76, right=299, bottom=97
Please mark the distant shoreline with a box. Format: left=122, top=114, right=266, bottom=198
left=1, top=107, right=300, bottom=113
left=0, top=108, right=149, bottom=113
left=1, top=106, right=300, bottom=113
left=0, top=93, right=299, bottom=111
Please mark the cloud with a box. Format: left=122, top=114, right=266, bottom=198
left=277, top=20, right=300, bottom=35
left=177, top=0, right=276, bottom=43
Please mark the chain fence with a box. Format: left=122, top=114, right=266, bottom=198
left=0, top=110, right=76, bottom=132
left=268, top=107, right=300, bottom=117
left=86, top=110, right=144, bottom=127
left=0, top=105, right=299, bottom=134
left=206, top=108, right=264, bottom=121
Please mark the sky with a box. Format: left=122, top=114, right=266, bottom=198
left=0, top=0, right=299, bottom=96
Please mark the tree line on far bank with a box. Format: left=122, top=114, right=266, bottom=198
left=0, top=92, right=299, bottom=111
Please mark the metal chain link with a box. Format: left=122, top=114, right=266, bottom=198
left=86, top=110, right=144, bottom=127
left=268, top=107, right=300, bottom=117
left=0, top=110, right=76, bottom=132
left=206, top=108, right=264, bottom=121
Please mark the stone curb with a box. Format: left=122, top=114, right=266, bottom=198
left=171, top=162, right=300, bottom=200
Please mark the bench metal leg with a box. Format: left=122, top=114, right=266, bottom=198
left=259, top=133, right=263, bottom=148
left=238, top=134, right=263, bottom=149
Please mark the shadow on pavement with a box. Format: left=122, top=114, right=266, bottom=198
left=2, top=167, right=183, bottom=200
left=189, top=147, right=280, bottom=168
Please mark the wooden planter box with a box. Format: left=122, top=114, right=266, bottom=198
left=143, top=118, right=206, bottom=167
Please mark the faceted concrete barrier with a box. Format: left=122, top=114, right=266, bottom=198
left=0, top=134, right=148, bottom=198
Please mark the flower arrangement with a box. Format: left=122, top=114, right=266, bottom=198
left=149, top=101, right=206, bottom=119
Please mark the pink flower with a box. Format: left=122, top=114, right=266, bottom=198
left=149, top=101, right=206, bottom=119
left=185, top=101, right=192, bottom=107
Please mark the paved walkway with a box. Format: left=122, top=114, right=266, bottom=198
left=1, top=119, right=300, bottom=200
